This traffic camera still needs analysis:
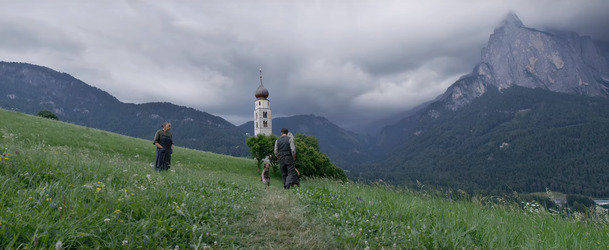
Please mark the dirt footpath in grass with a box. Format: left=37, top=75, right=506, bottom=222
left=244, top=187, right=338, bottom=249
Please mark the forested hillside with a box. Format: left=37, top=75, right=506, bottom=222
left=359, top=86, right=609, bottom=197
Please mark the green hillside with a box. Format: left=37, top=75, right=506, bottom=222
left=1, top=108, right=608, bottom=249
left=369, top=86, right=609, bottom=197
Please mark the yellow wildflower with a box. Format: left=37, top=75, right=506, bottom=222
left=28, top=197, right=33, bottom=200
left=96, top=188, right=102, bottom=192
left=113, top=209, right=121, bottom=214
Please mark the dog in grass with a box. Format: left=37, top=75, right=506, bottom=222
left=261, top=162, right=271, bottom=189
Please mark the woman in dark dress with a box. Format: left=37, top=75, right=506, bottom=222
left=153, top=122, right=174, bottom=171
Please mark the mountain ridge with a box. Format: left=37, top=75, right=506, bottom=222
left=0, top=61, right=250, bottom=156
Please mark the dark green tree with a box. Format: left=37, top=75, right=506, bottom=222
left=245, top=134, right=278, bottom=172
left=36, top=110, right=59, bottom=120
left=294, top=133, right=348, bottom=181
left=566, top=194, right=596, bottom=211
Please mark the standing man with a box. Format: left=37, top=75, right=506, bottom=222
left=274, top=128, right=298, bottom=189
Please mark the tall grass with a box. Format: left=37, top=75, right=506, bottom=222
left=1, top=109, right=609, bottom=249
left=296, top=179, right=609, bottom=249
left=0, top=137, right=259, bottom=248
left=0, top=110, right=268, bottom=248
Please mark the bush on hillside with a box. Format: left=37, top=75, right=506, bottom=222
left=566, top=194, right=596, bottom=213
left=36, top=110, right=59, bottom=120
left=294, top=133, right=348, bottom=181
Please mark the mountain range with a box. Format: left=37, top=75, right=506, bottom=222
left=0, top=62, right=250, bottom=156
left=364, top=13, right=609, bottom=196
left=2, top=13, right=609, bottom=196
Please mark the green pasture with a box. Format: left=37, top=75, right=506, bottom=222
left=0, top=108, right=608, bottom=249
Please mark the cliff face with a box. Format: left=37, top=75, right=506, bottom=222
left=443, top=13, right=609, bottom=110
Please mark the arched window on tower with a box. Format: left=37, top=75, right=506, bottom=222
left=263, top=120, right=267, bottom=127
left=263, top=111, right=267, bottom=118
left=258, top=101, right=261, bottom=106
left=256, top=122, right=258, bottom=128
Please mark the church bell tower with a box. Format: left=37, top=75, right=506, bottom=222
left=254, top=69, right=272, bottom=136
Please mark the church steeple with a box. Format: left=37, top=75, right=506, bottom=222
left=254, top=68, right=272, bottom=136
left=255, top=69, right=269, bottom=100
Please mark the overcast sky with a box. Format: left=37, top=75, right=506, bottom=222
left=1, top=0, right=608, bottom=129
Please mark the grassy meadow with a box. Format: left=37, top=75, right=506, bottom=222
left=1, top=108, right=608, bottom=249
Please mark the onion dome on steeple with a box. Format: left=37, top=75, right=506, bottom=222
left=255, top=68, right=269, bottom=99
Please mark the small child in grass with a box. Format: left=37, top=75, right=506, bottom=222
left=261, top=162, right=271, bottom=189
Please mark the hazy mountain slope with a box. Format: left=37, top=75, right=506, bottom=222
left=347, top=98, right=436, bottom=136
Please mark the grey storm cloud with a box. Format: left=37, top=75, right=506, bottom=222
left=1, top=0, right=608, bottom=129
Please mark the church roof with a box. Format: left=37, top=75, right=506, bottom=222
left=255, top=69, right=269, bottom=99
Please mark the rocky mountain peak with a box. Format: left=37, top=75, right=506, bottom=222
left=441, top=12, right=609, bottom=111
left=501, top=12, right=524, bottom=28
